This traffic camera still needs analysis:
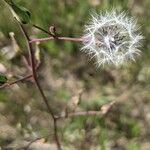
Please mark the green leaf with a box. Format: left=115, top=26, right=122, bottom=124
left=5, top=0, right=31, bottom=24
left=0, top=74, right=7, bottom=85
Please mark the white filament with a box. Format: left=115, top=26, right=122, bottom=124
left=82, top=11, right=143, bottom=67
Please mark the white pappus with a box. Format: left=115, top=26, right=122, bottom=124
left=81, top=11, right=143, bottom=67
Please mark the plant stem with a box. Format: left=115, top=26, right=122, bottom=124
left=20, top=24, right=62, bottom=150
left=56, top=101, right=115, bottom=120
left=0, top=74, right=33, bottom=89
left=32, top=24, right=54, bottom=36
left=30, top=36, right=83, bottom=43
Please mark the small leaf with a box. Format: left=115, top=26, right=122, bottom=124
left=5, top=0, right=31, bottom=24
left=0, top=74, right=7, bottom=85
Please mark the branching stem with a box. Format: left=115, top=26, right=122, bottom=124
left=20, top=24, right=62, bottom=150
left=0, top=24, right=115, bottom=150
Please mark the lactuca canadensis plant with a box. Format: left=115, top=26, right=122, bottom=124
left=82, top=11, right=143, bottom=67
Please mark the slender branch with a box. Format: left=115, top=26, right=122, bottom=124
left=23, top=134, right=53, bottom=150
left=56, top=111, right=104, bottom=120
left=0, top=74, right=33, bottom=89
left=20, top=137, right=47, bottom=150
left=24, top=137, right=44, bottom=150
left=30, top=36, right=83, bottom=43
left=57, top=102, right=114, bottom=145
left=20, top=24, right=62, bottom=150
left=56, top=101, right=115, bottom=120
left=32, top=24, right=54, bottom=37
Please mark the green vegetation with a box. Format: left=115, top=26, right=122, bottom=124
left=0, top=0, right=150, bottom=149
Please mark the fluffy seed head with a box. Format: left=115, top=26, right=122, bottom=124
left=82, top=11, right=143, bottom=67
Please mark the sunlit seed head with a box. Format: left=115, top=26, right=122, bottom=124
left=81, top=11, right=143, bottom=67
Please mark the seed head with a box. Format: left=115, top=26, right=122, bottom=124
left=82, top=11, right=143, bottom=67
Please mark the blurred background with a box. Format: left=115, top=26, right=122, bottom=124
left=0, top=0, right=150, bottom=149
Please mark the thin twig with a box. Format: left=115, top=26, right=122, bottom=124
left=30, top=36, right=83, bottom=43
left=56, top=101, right=115, bottom=120
left=23, top=135, right=52, bottom=150
left=56, top=111, right=104, bottom=120
left=32, top=24, right=54, bottom=37
left=0, top=74, right=33, bottom=89
left=20, top=24, right=62, bottom=150
left=19, top=137, right=46, bottom=150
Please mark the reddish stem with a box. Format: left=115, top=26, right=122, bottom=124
left=0, top=74, right=33, bottom=89
left=30, top=37, right=83, bottom=43
left=20, top=24, right=62, bottom=150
